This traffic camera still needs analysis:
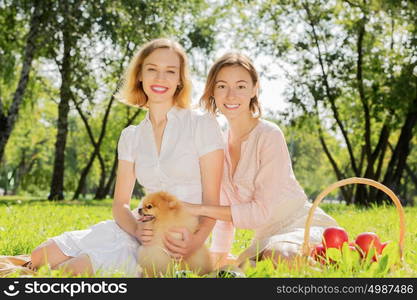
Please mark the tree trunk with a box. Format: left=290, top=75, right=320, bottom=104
left=355, top=123, right=391, bottom=206
left=312, top=95, right=353, bottom=204
left=72, top=93, right=116, bottom=200
left=102, top=151, right=118, bottom=199
left=72, top=153, right=96, bottom=200
left=404, top=162, right=417, bottom=191
left=48, top=17, right=73, bottom=201
left=0, top=1, right=44, bottom=163
left=48, top=82, right=71, bottom=200
left=94, top=153, right=107, bottom=199
left=353, top=15, right=372, bottom=207
left=366, top=124, right=391, bottom=202
left=377, top=101, right=417, bottom=205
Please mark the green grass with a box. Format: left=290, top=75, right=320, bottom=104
left=1, top=197, right=416, bottom=277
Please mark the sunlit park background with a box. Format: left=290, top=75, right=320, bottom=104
left=0, top=0, right=417, bottom=277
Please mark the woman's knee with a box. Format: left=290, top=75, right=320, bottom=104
left=31, top=240, right=51, bottom=265
left=31, top=240, right=69, bottom=267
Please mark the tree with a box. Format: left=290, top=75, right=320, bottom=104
left=241, top=0, right=417, bottom=206
left=1, top=95, right=57, bottom=196
left=0, top=0, right=219, bottom=199
left=0, top=0, right=51, bottom=164
left=44, top=1, right=104, bottom=200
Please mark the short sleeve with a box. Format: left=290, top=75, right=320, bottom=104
left=117, top=125, right=136, bottom=162
left=194, top=113, right=224, bottom=157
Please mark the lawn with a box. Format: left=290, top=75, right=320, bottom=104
left=0, top=196, right=416, bottom=277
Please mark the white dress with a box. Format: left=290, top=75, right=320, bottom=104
left=50, top=106, right=224, bottom=276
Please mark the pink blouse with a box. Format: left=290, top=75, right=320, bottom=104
left=210, top=119, right=307, bottom=253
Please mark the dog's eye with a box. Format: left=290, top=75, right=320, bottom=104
left=146, top=204, right=153, bottom=209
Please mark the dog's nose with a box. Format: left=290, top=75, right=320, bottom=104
left=138, top=208, right=143, bottom=215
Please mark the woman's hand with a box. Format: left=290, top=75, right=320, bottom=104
left=135, top=220, right=153, bottom=246
left=163, top=227, right=202, bottom=259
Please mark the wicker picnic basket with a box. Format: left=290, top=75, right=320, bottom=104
left=301, top=177, right=406, bottom=260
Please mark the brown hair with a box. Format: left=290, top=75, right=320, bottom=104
left=200, top=52, right=261, bottom=117
left=116, top=38, right=191, bottom=108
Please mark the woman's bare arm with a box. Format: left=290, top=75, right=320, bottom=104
left=193, top=149, right=224, bottom=245
left=112, top=160, right=139, bottom=237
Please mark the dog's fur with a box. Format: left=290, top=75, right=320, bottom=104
left=137, top=192, right=213, bottom=277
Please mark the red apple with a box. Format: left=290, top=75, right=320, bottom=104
left=311, top=244, right=327, bottom=264
left=322, top=227, right=349, bottom=249
left=354, top=232, right=382, bottom=259
left=379, top=242, right=389, bottom=254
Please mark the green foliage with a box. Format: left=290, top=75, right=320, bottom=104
left=2, top=93, right=56, bottom=196
left=227, top=0, right=417, bottom=205
left=0, top=0, right=219, bottom=198
left=0, top=0, right=31, bottom=106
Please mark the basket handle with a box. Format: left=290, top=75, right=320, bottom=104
left=302, top=177, right=406, bottom=258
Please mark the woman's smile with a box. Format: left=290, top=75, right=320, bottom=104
left=150, top=85, right=169, bottom=94
left=224, top=103, right=240, bottom=110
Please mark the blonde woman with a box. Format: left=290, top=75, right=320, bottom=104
left=30, top=39, right=224, bottom=276
left=184, top=52, right=338, bottom=268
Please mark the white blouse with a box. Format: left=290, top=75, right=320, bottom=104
left=117, top=106, right=224, bottom=205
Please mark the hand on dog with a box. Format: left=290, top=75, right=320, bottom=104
left=135, top=221, right=153, bottom=246
left=163, top=227, right=198, bottom=259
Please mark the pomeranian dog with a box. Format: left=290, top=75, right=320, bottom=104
left=137, top=191, right=213, bottom=277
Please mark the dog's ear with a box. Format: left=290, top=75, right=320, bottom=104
left=159, top=192, right=178, bottom=209
left=168, top=198, right=177, bottom=209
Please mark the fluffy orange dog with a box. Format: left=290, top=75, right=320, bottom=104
left=137, top=191, right=213, bottom=277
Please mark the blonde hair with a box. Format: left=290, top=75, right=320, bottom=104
left=117, top=38, right=191, bottom=108
left=200, top=52, right=261, bottom=117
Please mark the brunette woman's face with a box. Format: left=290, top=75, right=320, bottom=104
left=141, top=48, right=181, bottom=105
left=213, top=65, right=257, bottom=120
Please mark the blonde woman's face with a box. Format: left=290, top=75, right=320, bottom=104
left=213, top=65, right=257, bottom=120
left=141, top=48, right=181, bottom=105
